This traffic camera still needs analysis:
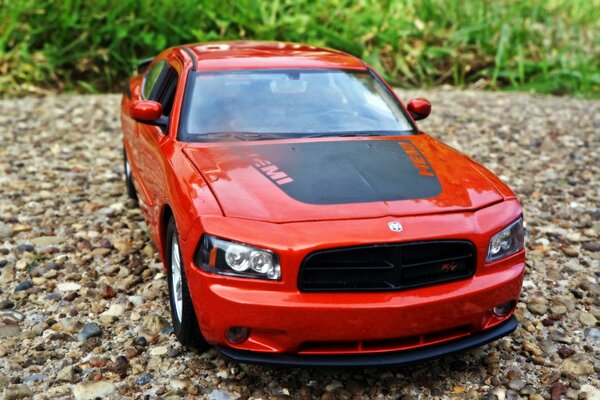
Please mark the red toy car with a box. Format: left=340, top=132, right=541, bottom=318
left=120, top=41, right=525, bottom=367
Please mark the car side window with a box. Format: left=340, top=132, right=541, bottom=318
left=142, top=61, right=167, bottom=100
left=157, top=67, right=178, bottom=117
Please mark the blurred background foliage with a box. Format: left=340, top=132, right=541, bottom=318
left=0, top=0, right=598, bottom=97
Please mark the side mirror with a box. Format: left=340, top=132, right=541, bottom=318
left=130, top=100, right=168, bottom=127
left=407, top=98, right=431, bottom=121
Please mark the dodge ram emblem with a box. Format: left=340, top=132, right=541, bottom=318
left=388, top=221, right=403, bottom=232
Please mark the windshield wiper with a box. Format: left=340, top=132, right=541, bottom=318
left=304, top=131, right=402, bottom=138
left=192, top=131, right=288, bottom=141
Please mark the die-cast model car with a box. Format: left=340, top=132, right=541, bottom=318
left=120, top=41, right=525, bottom=367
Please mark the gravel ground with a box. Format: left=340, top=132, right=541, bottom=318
left=0, top=90, right=598, bottom=400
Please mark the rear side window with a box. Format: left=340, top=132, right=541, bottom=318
left=142, top=61, right=167, bottom=99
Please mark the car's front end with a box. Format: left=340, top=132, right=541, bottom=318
left=181, top=197, right=524, bottom=366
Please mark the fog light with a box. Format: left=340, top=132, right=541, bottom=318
left=225, top=327, right=249, bottom=344
left=492, top=301, right=516, bottom=317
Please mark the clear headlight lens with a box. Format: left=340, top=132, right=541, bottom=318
left=195, top=235, right=280, bottom=280
left=486, top=217, right=525, bottom=263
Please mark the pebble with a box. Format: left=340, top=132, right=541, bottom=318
left=57, top=282, right=81, bottom=291
left=208, top=389, right=233, bottom=400
left=578, top=312, right=597, bottom=327
left=560, top=358, right=595, bottom=376
left=101, top=284, right=117, bottom=299
left=101, top=304, right=125, bottom=317
left=78, top=322, right=102, bottom=341
left=72, top=381, right=116, bottom=400
left=4, top=385, right=33, bottom=400
left=149, top=345, right=168, bottom=356
left=582, top=241, right=600, bottom=252
left=16, top=244, right=34, bottom=253
left=583, top=327, right=600, bottom=344
left=133, top=336, right=148, bottom=347
left=0, top=324, right=21, bottom=338
left=0, top=299, right=14, bottom=309
left=56, top=365, right=75, bottom=382
left=14, top=281, right=33, bottom=292
left=135, top=372, right=153, bottom=386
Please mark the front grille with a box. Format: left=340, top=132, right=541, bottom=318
left=298, top=241, right=476, bottom=291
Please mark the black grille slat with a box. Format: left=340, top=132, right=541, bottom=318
left=299, top=241, right=475, bottom=292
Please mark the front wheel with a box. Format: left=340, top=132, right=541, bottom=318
left=166, top=217, right=208, bottom=349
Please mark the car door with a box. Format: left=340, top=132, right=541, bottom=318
left=136, top=61, right=179, bottom=218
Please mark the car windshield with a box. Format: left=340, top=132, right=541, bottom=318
left=179, top=69, right=416, bottom=141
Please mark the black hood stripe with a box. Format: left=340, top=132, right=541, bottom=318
left=238, top=139, right=441, bottom=205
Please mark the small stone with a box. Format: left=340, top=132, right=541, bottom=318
left=78, top=322, right=102, bottom=341
left=558, top=346, right=575, bottom=359
left=170, top=379, right=190, bottom=390
left=63, top=292, right=79, bottom=301
left=56, top=365, right=75, bottom=382
left=0, top=299, right=14, bottom=309
left=101, top=284, right=116, bottom=299
left=522, top=341, right=543, bottom=357
left=149, top=346, right=168, bottom=356
left=167, top=346, right=182, bottom=358
left=583, top=327, right=600, bottom=344
left=101, top=304, right=125, bottom=317
left=16, top=244, right=34, bottom=253
left=0, top=260, right=7, bottom=268
left=208, top=389, right=233, bottom=400
left=527, top=302, right=547, bottom=315
left=550, top=382, right=567, bottom=400
left=89, top=358, right=107, bottom=368
left=4, top=385, right=33, bottom=400
left=30, top=236, right=62, bottom=247
left=14, top=281, right=33, bottom=292
left=128, top=295, right=144, bottom=306
left=560, top=358, right=595, bottom=376
left=550, top=305, right=567, bottom=315
left=141, top=313, right=169, bottom=334
left=580, top=384, right=600, bottom=400
left=582, top=241, right=600, bottom=252
left=23, top=373, right=45, bottom=383
left=561, top=246, right=579, bottom=257
left=12, top=225, right=31, bottom=234
left=124, top=347, right=139, bottom=359
left=57, top=282, right=81, bottom=292
left=579, top=312, right=597, bottom=327
left=508, top=379, right=526, bottom=391
left=0, top=222, right=12, bottom=239
left=133, top=336, right=148, bottom=347
left=135, top=372, right=153, bottom=386
left=0, top=325, right=21, bottom=338
left=72, top=381, right=116, bottom=400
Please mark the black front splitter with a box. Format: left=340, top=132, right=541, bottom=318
left=217, top=316, right=517, bottom=368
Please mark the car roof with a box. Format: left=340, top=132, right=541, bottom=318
left=184, top=41, right=367, bottom=71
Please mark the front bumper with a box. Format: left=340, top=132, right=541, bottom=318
left=182, top=201, right=525, bottom=364
left=218, top=316, right=517, bottom=368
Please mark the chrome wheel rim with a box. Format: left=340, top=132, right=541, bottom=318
left=171, top=234, right=183, bottom=322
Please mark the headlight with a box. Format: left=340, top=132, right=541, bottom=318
left=486, top=217, right=525, bottom=263
left=195, top=235, right=281, bottom=280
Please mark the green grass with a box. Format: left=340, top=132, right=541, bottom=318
left=1, top=0, right=599, bottom=97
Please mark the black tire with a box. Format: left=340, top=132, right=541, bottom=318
left=123, top=146, right=138, bottom=202
left=166, top=216, right=209, bottom=349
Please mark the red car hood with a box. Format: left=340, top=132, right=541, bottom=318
left=183, top=135, right=504, bottom=223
